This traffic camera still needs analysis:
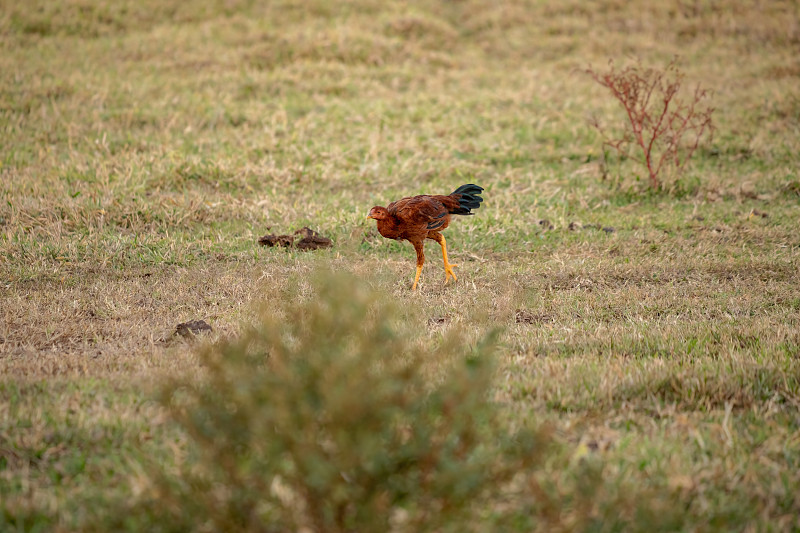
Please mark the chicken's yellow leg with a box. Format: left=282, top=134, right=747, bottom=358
left=433, top=234, right=458, bottom=283
left=411, top=264, right=423, bottom=291
left=412, top=241, right=425, bottom=291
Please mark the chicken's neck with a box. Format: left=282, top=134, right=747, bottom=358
left=375, top=218, right=403, bottom=240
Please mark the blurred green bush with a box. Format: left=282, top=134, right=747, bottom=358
left=143, top=272, right=544, bottom=532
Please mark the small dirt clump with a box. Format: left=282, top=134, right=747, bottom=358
left=176, top=320, right=213, bottom=338
left=258, top=227, right=332, bottom=251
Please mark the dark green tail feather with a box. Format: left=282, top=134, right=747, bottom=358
left=450, top=184, right=484, bottom=215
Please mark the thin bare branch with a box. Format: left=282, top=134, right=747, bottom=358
left=586, top=58, right=715, bottom=190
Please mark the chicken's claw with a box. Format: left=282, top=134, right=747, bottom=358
left=444, top=263, right=458, bottom=283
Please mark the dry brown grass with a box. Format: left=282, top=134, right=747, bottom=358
left=2, top=0, right=800, bottom=529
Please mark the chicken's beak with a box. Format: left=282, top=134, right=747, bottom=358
left=366, top=215, right=373, bottom=220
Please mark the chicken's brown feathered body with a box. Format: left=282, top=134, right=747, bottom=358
left=367, top=184, right=484, bottom=290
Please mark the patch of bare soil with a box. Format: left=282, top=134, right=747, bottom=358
left=515, top=309, right=555, bottom=324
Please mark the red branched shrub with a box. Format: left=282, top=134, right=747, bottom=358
left=587, top=58, right=715, bottom=190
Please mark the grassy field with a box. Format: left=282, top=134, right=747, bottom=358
left=2, top=0, right=800, bottom=530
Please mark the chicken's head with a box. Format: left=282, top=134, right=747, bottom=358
left=366, top=206, right=389, bottom=220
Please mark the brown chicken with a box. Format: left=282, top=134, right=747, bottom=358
left=367, top=184, right=484, bottom=290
